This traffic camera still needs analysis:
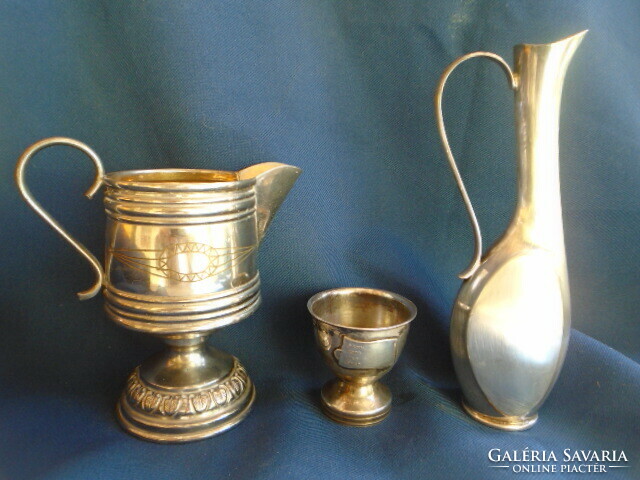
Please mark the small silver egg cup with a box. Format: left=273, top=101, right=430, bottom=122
left=308, top=288, right=416, bottom=426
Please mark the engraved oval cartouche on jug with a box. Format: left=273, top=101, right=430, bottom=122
left=435, top=31, right=586, bottom=430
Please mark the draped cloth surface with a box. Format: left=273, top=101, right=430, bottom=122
left=0, top=1, right=638, bottom=478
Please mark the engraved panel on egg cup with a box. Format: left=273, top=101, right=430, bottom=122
left=308, top=288, right=416, bottom=426
left=105, top=218, right=260, bottom=443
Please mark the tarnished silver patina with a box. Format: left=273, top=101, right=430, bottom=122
left=15, top=137, right=300, bottom=442
left=435, top=31, right=586, bottom=430
left=308, top=288, right=416, bottom=426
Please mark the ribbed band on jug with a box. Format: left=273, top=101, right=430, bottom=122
left=102, top=172, right=257, bottom=226
left=103, top=274, right=261, bottom=335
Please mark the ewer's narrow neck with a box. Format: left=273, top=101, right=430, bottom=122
left=511, top=32, right=585, bottom=248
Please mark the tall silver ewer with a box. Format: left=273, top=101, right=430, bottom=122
left=435, top=31, right=586, bottom=430
left=15, top=137, right=301, bottom=442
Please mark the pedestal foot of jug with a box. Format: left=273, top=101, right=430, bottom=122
left=116, top=346, right=255, bottom=443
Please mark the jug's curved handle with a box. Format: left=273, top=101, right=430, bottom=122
left=15, top=137, right=105, bottom=300
left=434, top=52, right=517, bottom=279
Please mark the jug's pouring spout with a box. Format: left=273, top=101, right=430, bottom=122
left=238, top=162, right=301, bottom=241
left=534, top=29, right=588, bottom=50
left=515, top=30, right=587, bottom=80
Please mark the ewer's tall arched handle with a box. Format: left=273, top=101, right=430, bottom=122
left=434, top=52, right=517, bottom=279
left=15, top=137, right=105, bottom=300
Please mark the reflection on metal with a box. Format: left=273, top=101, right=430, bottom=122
left=435, top=31, right=586, bottom=430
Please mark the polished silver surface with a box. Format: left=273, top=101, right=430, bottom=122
left=15, top=138, right=300, bottom=442
left=308, top=288, right=416, bottom=426
left=435, top=31, right=586, bottom=430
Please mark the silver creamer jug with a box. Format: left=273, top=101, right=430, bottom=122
left=16, top=137, right=301, bottom=442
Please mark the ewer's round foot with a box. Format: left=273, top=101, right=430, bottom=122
left=462, top=400, right=538, bottom=431
left=117, top=347, right=255, bottom=443
left=320, top=379, right=391, bottom=426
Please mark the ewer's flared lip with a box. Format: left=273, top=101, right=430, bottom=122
left=516, top=29, right=588, bottom=49
left=308, top=287, right=417, bottom=331
left=103, top=168, right=254, bottom=191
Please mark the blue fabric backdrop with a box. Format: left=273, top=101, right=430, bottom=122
left=1, top=1, right=638, bottom=479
